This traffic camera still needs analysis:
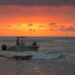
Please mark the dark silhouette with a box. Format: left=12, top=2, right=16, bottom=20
left=16, top=37, right=20, bottom=46
left=1, top=45, right=7, bottom=51
left=32, top=41, right=37, bottom=46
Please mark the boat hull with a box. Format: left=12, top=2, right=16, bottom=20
left=12, top=55, right=32, bottom=60
left=7, top=45, right=39, bottom=51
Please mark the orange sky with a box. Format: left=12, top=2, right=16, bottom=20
left=0, top=4, right=75, bottom=37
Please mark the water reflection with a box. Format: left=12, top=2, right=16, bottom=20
left=0, top=60, right=75, bottom=75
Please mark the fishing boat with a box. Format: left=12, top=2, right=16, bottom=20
left=0, top=37, right=40, bottom=60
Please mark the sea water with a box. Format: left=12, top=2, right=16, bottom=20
left=0, top=37, right=75, bottom=75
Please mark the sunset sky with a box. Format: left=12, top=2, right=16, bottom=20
left=0, top=0, right=75, bottom=37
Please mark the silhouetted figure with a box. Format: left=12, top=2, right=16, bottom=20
left=16, top=37, right=20, bottom=46
left=32, top=41, right=37, bottom=46
left=1, top=45, right=7, bottom=51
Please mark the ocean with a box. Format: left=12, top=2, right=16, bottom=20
left=0, top=37, right=75, bottom=75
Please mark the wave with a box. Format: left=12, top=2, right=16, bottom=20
left=32, top=52, right=73, bottom=61
left=0, top=50, right=74, bottom=61
left=32, top=53, right=61, bottom=60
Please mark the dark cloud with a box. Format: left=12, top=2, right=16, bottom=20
left=50, top=23, right=56, bottom=25
left=49, top=23, right=57, bottom=27
left=49, top=23, right=64, bottom=28
left=60, top=26, right=75, bottom=31
left=49, top=23, right=75, bottom=31
left=29, top=28, right=36, bottom=31
left=0, top=0, right=74, bottom=7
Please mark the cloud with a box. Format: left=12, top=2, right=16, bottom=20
left=50, top=29, right=54, bottom=31
left=28, top=28, right=35, bottom=31
left=50, top=23, right=56, bottom=26
left=49, top=23, right=75, bottom=31
left=49, top=23, right=64, bottom=28
left=0, top=0, right=74, bottom=7
left=27, top=24, right=33, bottom=27
left=60, top=26, right=75, bottom=31
left=0, top=25, right=10, bottom=27
left=49, top=23, right=57, bottom=27
left=29, top=29, right=32, bottom=31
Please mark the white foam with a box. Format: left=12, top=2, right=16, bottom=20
left=32, top=53, right=61, bottom=60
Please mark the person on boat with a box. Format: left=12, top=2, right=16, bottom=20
left=16, top=37, right=20, bottom=46
left=16, top=37, right=25, bottom=46
left=32, top=41, right=37, bottom=46
left=20, top=39, right=24, bottom=46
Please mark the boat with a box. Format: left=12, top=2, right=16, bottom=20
left=0, top=37, right=40, bottom=60
left=12, top=55, right=32, bottom=60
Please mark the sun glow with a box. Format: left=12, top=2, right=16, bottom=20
left=0, top=5, right=75, bottom=36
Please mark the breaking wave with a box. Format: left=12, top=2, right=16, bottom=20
left=32, top=52, right=67, bottom=60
